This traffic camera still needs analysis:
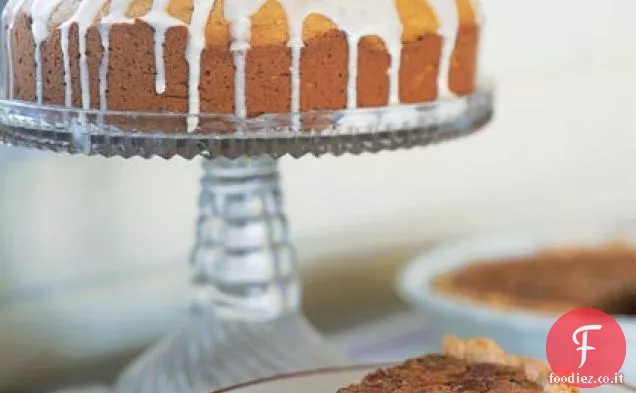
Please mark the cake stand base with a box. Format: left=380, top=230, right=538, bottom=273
left=114, top=156, right=346, bottom=393
left=116, top=312, right=346, bottom=393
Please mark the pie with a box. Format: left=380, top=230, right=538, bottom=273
left=432, top=243, right=636, bottom=315
left=339, top=336, right=577, bottom=393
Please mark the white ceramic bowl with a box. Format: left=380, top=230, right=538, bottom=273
left=211, top=366, right=634, bottom=393
left=396, top=224, right=636, bottom=381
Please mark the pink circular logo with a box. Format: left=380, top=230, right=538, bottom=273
left=546, top=308, right=626, bottom=388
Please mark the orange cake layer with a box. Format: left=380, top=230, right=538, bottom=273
left=4, top=0, right=480, bottom=129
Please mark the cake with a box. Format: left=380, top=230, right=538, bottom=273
left=2, top=0, right=481, bottom=132
left=433, top=243, right=636, bottom=315
left=340, top=336, right=576, bottom=393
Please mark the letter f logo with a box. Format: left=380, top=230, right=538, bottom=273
left=573, top=324, right=603, bottom=368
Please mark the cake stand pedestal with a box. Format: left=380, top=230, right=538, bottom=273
left=0, top=85, right=493, bottom=393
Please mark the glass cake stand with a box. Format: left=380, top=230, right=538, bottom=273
left=0, top=85, right=493, bottom=393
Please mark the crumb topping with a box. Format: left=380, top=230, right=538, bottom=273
left=338, top=355, right=543, bottom=393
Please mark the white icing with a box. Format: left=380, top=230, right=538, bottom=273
left=101, top=0, right=133, bottom=23
left=186, top=0, right=217, bottom=132
left=60, top=1, right=106, bottom=109
left=387, top=41, right=402, bottom=106
left=31, top=0, right=66, bottom=48
left=141, top=0, right=185, bottom=94
left=4, top=0, right=28, bottom=99
left=279, top=0, right=403, bottom=111
left=4, top=0, right=471, bottom=132
left=289, top=41, right=301, bottom=130
left=428, top=0, right=459, bottom=96
left=31, top=0, right=66, bottom=104
left=470, top=0, right=484, bottom=25
left=225, top=0, right=267, bottom=119
left=60, top=24, right=72, bottom=107
left=277, top=0, right=303, bottom=117
left=98, top=24, right=110, bottom=110
left=99, top=0, right=137, bottom=111
left=232, top=49, right=247, bottom=119
left=2, top=0, right=23, bottom=31
left=346, top=33, right=359, bottom=109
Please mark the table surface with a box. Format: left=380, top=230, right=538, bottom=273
left=0, top=236, right=421, bottom=393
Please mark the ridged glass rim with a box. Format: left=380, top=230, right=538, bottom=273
left=0, top=82, right=494, bottom=159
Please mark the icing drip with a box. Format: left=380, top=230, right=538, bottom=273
left=225, top=1, right=267, bottom=119
left=224, top=0, right=404, bottom=117
left=427, top=0, right=459, bottom=96
left=4, top=0, right=28, bottom=99
left=232, top=50, right=247, bottom=118
left=280, top=1, right=403, bottom=111
left=100, top=0, right=137, bottom=111
left=60, top=2, right=106, bottom=110
left=346, top=34, right=360, bottom=109
left=32, top=38, right=43, bottom=103
left=60, top=25, right=72, bottom=107
left=386, top=42, right=402, bottom=105
left=98, top=24, right=110, bottom=110
left=277, top=0, right=304, bottom=125
left=470, top=0, right=484, bottom=25
left=289, top=42, right=301, bottom=130
left=186, top=0, right=217, bottom=132
left=31, top=0, right=66, bottom=104
left=101, top=0, right=133, bottom=23
left=141, top=0, right=185, bottom=95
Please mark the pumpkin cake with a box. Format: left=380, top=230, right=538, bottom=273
left=2, top=0, right=481, bottom=131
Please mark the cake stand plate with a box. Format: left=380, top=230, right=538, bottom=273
left=0, top=86, right=494, bottom=393
left=0, top=86, right=493, bottom=159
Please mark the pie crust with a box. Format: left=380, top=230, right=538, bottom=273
left=443, top=336, right=579, bottom=393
